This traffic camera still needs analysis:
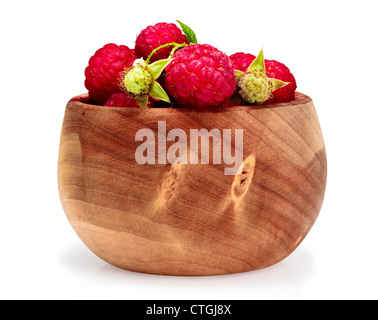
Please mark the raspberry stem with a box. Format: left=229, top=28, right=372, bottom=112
left=168, top=43, right=187, bottom=57
left=146, top=42, right=187, bottom=64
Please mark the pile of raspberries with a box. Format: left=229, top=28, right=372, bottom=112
left=84, top=21, right=297, bottom=109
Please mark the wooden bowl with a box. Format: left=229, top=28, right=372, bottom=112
left=58, top=92, right=327, bottom=276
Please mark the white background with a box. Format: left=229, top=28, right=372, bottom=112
left=1, top=0, right=378, bottom=300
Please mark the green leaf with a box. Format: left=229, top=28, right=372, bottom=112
left=177, top=20, right=198, bottom=44
left=235, top=70, right=245, bottom=83
left=247, top=49, right=265, bottom=73
left=269, top=78, right=289, bottom=92
left=149, top=81, right=171, bottom=103
left=148, top=58, right=172, bottom=80
left=136, top=95, right=149, bottom=108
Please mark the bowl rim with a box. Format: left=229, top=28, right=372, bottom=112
left=67, top=92, right=312, bottom=113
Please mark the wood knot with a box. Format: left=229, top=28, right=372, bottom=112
left=155, top=163, right=185, bottom=208
left=231, top=154, right=256, bottom=201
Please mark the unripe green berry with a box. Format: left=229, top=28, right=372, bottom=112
left=238, top=70, right=273, bottom=104
left=123, top=61, right=153, bottom=96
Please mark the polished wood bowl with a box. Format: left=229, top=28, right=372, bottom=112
left=58, top=92, right=327, bottom=276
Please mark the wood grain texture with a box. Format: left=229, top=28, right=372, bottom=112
left=58, top=93, right=327, bottom=276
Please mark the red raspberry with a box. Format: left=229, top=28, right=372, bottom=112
left=104, top=93, right=155, bottom=108
left=135, top=23, right=189, bottom=62
left=265, top=60, right=297, bottom=103
left=165, top=44, right=236, bottom=108
left=85, top=43, right=137, bottom=105
left=229, top=52, right=256, bottom=72
left=104, top=93, right=140, bottom=108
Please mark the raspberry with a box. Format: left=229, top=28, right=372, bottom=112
left=265, top=60, right=297, bottom=103
left=104, top=93, right=140, bottom=108
left=239, top=71, right=273, bottom=104
left=230, top=52, right=297, bottom=103
left=85, top=43, right=137, bottom=105
left=135, top=23, right=189, bottom=62
left=122, top=59, right=153, bottom=96
left=165, top=44, right=236, bottom=108
left=229, top=52, right=256, bottom=72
